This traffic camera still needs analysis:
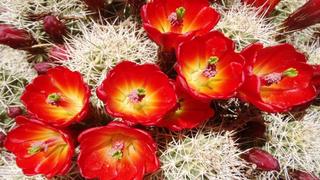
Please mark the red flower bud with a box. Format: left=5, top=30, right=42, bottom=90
left=0, top=24, right=35, bottom=49
left=48, top=44, right=68, bottom=62
left=6, top=106, right=22, bottom=118
left=34, top=62, right=54, bottom=74
left=84, top=0, right=105, bottom=10
left=283, top=0, right=320, bottom=31
left=290, top=170, right=320, bottom=180
left=43, top=16, right=66, bottom=40
left=243, top=148, right=280, bottom=171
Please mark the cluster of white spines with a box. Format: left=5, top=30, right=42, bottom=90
left=0, top=46, right=36, bottom=114
left=0, top=0, right=88, bottom=41
left=63, top=19, right=158, bottom=109
left=260, top=113, right=320, bottom=179
left=213, top=0, right=277, bottom=50
left=156, top=128, right=249, bottom=180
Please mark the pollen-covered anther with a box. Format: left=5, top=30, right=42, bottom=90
left=202, top=56, right=219, bottom=78
left=262, top=72, right=283, bottom=86
left=168, top=7, right=186, bottom=27
left=262, top=68, right=299, bottom=86
left=109, top=140, right=125, bottom=160
left=46, top=93, right=61, bottom=105
left=128, top=88, right=146, bottom=103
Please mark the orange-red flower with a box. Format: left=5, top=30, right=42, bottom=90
left=4, top=116, right=74, bottom=178
left=141, top=0, right=220, bottom=51
left=21, top=66, right=90, bottom=127
left=283, top=0, right=320, bottom=31
left=97, top=61, right=177, bottom=125
left=156, top=81, right=214, bottom=131
left=77, top=122, right=159, bottom=180
left=238, top=43, right=317, bottom=112
left=242, top=0, right=280, bottom=16
left=176, top=31, right=245, bottom=101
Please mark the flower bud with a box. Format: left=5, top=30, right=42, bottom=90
left=0, top=24, right=35, bottom=49
left=290, top=170, right=319, bottom=180
left=48, top=44, right=68, bottom=62
left=7, top=106, right=22, bottom=118
left=43, top=15, right=66, bottom=40
left=34, top=62, right=54, bottom=75
left=243, top=148, right=280, bottom=171
left=283, top=0, right=320, bottom=31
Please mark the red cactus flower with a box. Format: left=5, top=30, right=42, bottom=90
left=78, top=121, right=159, bottom=180
left=238, top=43, right=317, bottom=112
left=97, top=61, right=177, bottom=126
left=175, top=31, right=245, bottom=101
left=4, top=118, right=74, bottom=178
left=0, top=24, right=36, bottom=49
left=156, top=81, right=214, bottom=131
left=242, top=148, right=280, bottom=171
left=283, top=0, right=320, bottom=31
left=43, top=15, right=66, bottom=40
left=242, top=0, right=280, bottom=16
left=141, top=0, right=220, bottom=51
left=21, top=66, right=90, bottom=127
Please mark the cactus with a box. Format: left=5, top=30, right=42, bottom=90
left=150, top=127, right=250, bottom=180
left=260, top=112, right=320, bottom=179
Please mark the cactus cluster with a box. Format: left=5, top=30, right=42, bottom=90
left=260, top=113, right=320, bottom=179
left=151, top=127, right=250, bottom=180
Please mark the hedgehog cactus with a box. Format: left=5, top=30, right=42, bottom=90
left=154, top=128, right=250, bottom=179
left=260, top=113, right=320, bottom=179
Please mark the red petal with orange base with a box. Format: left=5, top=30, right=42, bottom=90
left=77, top=122, right=159, bottom=180
left=97, top=61, right=177, bottom=126
left=176, top=31, right=245, bottom=101
left=157, top=81, right=214, bottom=131
left=141, top=0, right=220, bottom=50
left=4, top=120, right=74, bottom=178
left=239, top=43, right=317, bottom=112
left=21, top=66, right=90, bottom=127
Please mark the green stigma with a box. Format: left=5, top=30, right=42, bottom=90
left=283, top=68, right=298, bottom=77
left=112, top=150, right=123, bottom=160
left=209, top=56, right=219, bottom=65
left=176, top=7, right=186, bottom=20
left=27, top=145, right=42, bottom=155
left=137, top=88, right=146, bottom=96
left=47, top=93, right=61, bottom=103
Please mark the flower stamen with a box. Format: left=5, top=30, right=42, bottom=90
left=168, top=7, right=186, bottom=27
left=128, top=88, right=146, bottom=103
left=202, top=56, right=219, bottom=78
left=110, top=140, right=125, bottom=160
left=261, top=68, right=299, bottom=86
